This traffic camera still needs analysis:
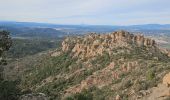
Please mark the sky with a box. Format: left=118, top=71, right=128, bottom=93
left=0, top=0, right=170, bottom=25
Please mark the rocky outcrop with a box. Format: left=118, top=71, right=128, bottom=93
left=141, top=84, right=170, bottom=100
left=121, top=61, right=138, bottom=72
left=163, top=72, right=170, bottom=86
left=64, top=61, right=138, bottom=96
left=139, top=72, right=170, bottom=100
left=159, top=48, right=170, bottom=57
left=50, top=51, right=61, bottom=57
left=115, top=94, right=121, bottom=100
left=61, top=31, right=156, bottom=59
left=19, top=93, right=48, bottom=100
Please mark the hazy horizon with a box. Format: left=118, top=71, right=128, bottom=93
left=0, top=0, right=170, bottom=25
left=2, top=20, right=170, bottom=26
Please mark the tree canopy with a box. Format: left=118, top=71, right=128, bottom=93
left=0, top=30, right=12, bottom=63
left=0, top=30, right=12, bottom=79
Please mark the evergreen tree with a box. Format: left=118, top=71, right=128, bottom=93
left=0, top=30, right=12, bottom=80
left=0, top=31, right=20, bottom=100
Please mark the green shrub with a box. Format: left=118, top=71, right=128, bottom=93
left=65, top=86, right=106, bottom=100
left=134, top=81, right=148, bottom=91
left=65, top=92, right=93, bottom=100
left=146, top=70, right=155, bottom=80
left=122, top=80, right=132, bottom=89
left=0, top=80, right=21, bottom=100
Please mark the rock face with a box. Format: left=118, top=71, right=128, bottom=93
left=159, top=48, right=170, bottom=57
left=163, top=72, right=170, bottom=86
left=19, top=93, right=48, bottom=100
left=62, top=31, right=156, bottom=59
left=141, top=72, right=170, bottom=100
left=141, top=84, right=170, bottom=100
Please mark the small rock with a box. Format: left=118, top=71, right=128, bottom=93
left=115, top=94, right=121, bottom=100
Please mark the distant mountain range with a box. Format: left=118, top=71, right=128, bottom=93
left=0, top=21, right=170, bottom=38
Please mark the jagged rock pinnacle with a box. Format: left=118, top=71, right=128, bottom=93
left=62, top=31, right=156, bottom=58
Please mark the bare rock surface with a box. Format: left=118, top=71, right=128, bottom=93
left=140, top=72, right=170, bottom=100
left=19, top=93, right=48, bottom=100
left=141, top=84, right=170, bottom=100
left=61, top=30, right=156, bottom=59
left=163, top=72, right=170, bottom=86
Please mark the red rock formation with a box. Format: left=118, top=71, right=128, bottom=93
left=61, top=31, right=157, bottom=59
left=163, top=72, right=170, bottom=86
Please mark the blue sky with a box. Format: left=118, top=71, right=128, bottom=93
left=0, top=0, right=170, bottom=25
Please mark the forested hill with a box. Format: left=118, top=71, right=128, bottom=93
left=7, top=30, right=170, bottom=100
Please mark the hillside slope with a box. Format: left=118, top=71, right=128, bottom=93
left=18, top=31, right=170, bottom=100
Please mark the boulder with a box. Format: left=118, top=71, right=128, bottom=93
left=115, top=94, right=121, bottom=100
left=163, top=72, right=170, bottom=86
left=19, top=93, right=48, bottom=100
left=141, top=84, right=170, bottom=100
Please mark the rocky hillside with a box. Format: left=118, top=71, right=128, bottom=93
left=62, top=30, right=156, bottom=59
left=18, top=31, right=170, bottom=100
